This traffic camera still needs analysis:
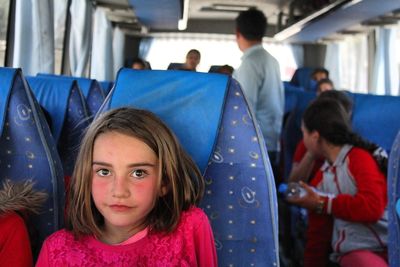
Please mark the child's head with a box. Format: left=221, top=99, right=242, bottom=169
left=316, top=78, right=334, bottom=95
left=301, top=98, right=351, bottom=155
left=67, top=107, right=204, bottom=237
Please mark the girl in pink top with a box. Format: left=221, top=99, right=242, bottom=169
left=36, top=107, right=217, bottom=266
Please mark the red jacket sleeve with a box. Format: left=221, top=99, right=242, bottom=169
left=0, top=212, right=33, bottom=267
left=293, top=140, right=307, bottom=163
left=331, top=148, right=387, bottom=223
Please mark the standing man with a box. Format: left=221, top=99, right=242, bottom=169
left=233, top=8, right=284, bottom=178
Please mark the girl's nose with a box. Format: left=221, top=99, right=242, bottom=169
left=111, top=176, right=130, bottom=198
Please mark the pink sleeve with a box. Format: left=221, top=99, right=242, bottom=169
left=331, top=148, right=387, bottom=223
left=35, top=240, right=50, bottom=267
left=193, top=211, right=218, bottom=267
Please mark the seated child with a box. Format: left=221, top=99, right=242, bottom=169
left=36, top=107, right=217, bottom=266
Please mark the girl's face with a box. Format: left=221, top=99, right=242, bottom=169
left=301, top=123, right=321, bottom=156
left=91, top=131, right=162, bottom=241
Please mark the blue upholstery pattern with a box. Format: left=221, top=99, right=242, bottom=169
left=388, top=130, right=400, bottom=267
left=0, top=68, right=64, bottom=249
left=97, top=69, right=279, bottom=266
left=27, top=76, right=90, bottom=177
left=351, top=93, right=400, bottom=153
left=73, top=78, right=105, bottom=117
left=201, top=78, right=279, bottom=266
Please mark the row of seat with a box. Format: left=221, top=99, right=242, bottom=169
left=0, top=67, right=279, bottom=266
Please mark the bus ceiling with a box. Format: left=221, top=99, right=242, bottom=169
left=94, top=0, right=400, bottom=43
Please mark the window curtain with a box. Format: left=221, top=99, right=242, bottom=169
left=69, top=0, right=92, bottom=77
left=112, top=27, right=125, bottom=80
left=371, top=27, right=399, bottom=95
left=139, top=37, right=154, bottom=60
left=290, top=44, right=304, bottom=68
left=13, top=0, right=54, bottom=75
left=324, top=42, right=341, bottom=89
left=90, top=7, right=113, bottom=81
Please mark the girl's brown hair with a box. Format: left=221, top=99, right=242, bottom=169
left=66, top=107, right=204, bottom=238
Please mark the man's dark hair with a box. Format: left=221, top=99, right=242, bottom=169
left=236, top=8, right=267, bottom=41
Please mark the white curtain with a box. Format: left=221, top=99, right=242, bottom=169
left=90, top=8, right=113, bottom=80
left=290, top=44, right=304, bottom=68
left=13, top=0, right=54, bottom=75
left=69, top=0, right=92, bottom=77
left=324, top=42, right=341, bottom=89
left=112, top=27, right=125, bottom=79
left=371, top=27, right=399, bottom=95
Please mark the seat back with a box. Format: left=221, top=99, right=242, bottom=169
left=388, top=130, right=400, bottom=267
left=0, top=68, right=65, bottom=250
left=290, top=67, right=315, bottom=91
left=37, top=74, right=105, bottom=117
left=27, top=76, right=90, bottom=177
left=98, top=68, right=279, bottom=266
left=99, top=80, right=114, bottom=96
left=351, top=93, right=400, bottom=153
left=281, top=91, right=316, bottom=179
left=167, top=62, right=184, bottom=70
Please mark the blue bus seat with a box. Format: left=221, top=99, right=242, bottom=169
left=37, top=74, right=105, bottom=117
left=167, top=62, right=184, bottom=70
left=99, top=80, right=114, bottom=96
left=388, top=130, right=400, bottom=267
left=208, top=65, right=222, bottom=73
left=97, top=68, right=279, bottom=266
left=27, top=76, right=90, bottom=177
left=281, top=91, right=316, bottom=180
left=0, top=68, right=65, bottom=252
left=290, top=67, right=315, bottom=92
left=351, top=93, right=400, bottom=153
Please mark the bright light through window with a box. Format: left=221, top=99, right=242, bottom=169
left=142, top=33, right=297, bottom=81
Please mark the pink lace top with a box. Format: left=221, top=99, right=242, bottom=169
left=36, top=207, right=217, bottom=267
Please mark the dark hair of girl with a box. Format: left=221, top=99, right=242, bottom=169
left=303, top=98, right=387, bottom=175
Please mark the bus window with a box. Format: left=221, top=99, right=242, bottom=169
left=0, top=0, right=10, bottom=67
left=143, top=34, right=297, bottom=81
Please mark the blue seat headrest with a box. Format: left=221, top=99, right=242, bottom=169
left=99, top=69, right=228, bottom=173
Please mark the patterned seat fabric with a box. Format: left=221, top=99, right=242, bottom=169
left=99, top=81, right=114, bottom=96
left=98, top=68, right=279, bottom=266
left=388, top=130, right=400, bottom=267
left=0, top=68, right=65, bottom=252
left=27, top=76, right=90, bottom=177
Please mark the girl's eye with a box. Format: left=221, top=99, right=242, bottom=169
left=96, top=169, right=111, bottom=177
left=132, top=169, right=147, bottom=179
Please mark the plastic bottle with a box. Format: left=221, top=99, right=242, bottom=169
left=278, top=182, right=306, bottom=199
left=278, top=182, right=333, bottom=200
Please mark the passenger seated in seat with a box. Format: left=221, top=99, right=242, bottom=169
left=217, top=65, right=234, bottom=75
left=312, top=67, right=329, bottom=82
left=181, top=49, right=201, bottom=71
left=131, top=57, right=146, bottom=70
left=0, top=180, right=47, bottom=266
left=36, top=107, right=217, bottom=266
left=289, top=90, right=352, bottom=183
left=288, top=99, right=388, bottom=267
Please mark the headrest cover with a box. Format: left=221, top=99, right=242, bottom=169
left=103, top=69, right=229, bottom=173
